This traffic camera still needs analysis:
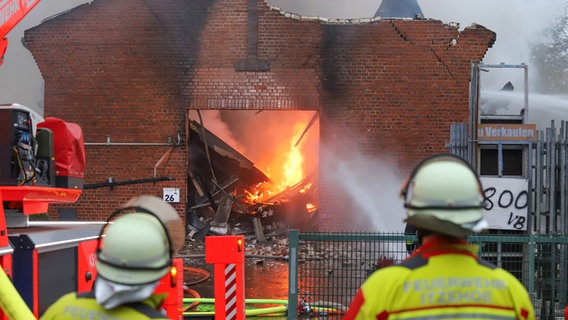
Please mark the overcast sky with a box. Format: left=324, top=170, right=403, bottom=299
left=0, top=0, right=90, bottom=115
left=1, top=0, right=566, bottom=117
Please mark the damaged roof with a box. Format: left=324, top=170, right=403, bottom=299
left=188, top=119, right=271, bottom=195
left=374, top=0, right=424, bottom=19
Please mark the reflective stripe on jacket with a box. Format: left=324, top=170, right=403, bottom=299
left=40, top=290, right=169, bottom=320
left=344, top=235, right=535, bottom=320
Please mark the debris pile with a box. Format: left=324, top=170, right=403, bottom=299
left=186, top=119, right=318, bottom=242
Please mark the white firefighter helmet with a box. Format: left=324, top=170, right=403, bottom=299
left=400, top=153, right=488, bottom=237
left=96, top=212, right=172, bottom=285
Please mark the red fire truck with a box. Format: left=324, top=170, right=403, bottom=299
left=0, top=105, right=184, bottom=319
left=1, top=2, right=184, bottom=319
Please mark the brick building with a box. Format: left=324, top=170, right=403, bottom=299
left=24, top=0, right=495, bottom=231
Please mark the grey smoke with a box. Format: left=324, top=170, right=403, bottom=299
left=319, top=144, right=407, bottom=232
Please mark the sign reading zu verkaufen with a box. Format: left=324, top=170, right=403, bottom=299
left=477, top=123, right=536, bottom=141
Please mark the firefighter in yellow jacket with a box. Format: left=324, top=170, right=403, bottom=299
left=344, top=153, right=535, bottom=320
left=41, top=196, right=178, bottom=320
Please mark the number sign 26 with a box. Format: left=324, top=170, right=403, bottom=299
left=163, top=188, right=180, bottom=203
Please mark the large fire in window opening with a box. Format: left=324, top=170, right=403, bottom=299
left=186, top=110, right=319, bottom=241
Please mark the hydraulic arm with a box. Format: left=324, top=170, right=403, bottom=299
left=0, top=0, right=42, bottom=66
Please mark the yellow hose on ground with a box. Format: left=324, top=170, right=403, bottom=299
left=0, top=267, right=35, bottom=319
left=183, top=305, right=287, bottom=317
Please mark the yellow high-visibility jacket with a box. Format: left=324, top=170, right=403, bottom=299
left=344, top=235, right=535, bottom=320
left=40, top=290, right=169, bottom=320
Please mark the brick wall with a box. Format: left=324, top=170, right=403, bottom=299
left=24, top=0, right=495, bottom=231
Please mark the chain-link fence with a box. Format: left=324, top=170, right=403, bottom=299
left=287, top=231, right=568, bottom=319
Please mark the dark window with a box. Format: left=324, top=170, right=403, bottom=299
left=480, top=118, right=523, bottom=124
left=480, top=148, right=523, bottom=176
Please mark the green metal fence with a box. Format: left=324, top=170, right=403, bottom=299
left=287, top=230, right=568, bottom=320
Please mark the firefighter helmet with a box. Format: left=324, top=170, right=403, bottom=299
left=96, top=212, right=171, bottom=285
left=400, top=153, right=488, bottom=237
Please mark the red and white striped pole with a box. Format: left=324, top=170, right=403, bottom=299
left=205, top=235, right=245, bottom=320
left=224, top=263, right=238, bottom=319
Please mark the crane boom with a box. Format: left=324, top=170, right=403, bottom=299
left=0, top=0, right=42, bottom=66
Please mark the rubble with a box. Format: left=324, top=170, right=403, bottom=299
left=179, top=231, right=290, bottom=261
left=186, top=119, right=318, bottom=242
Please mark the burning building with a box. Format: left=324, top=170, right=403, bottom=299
left=23, top=0, right=496, bottom=232
left=186, top=110, right=319, bottom=239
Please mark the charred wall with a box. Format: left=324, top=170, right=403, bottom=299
left=24, top=0, right=495, bottom=230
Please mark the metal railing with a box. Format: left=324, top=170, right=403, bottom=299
left=449, top=120, right=568, bottom=235
left=287, top=231, right=568, bottom=320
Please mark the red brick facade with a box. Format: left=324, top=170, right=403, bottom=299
left=24, top=0, right=495, bottom=231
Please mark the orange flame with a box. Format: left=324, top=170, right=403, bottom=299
left=189, top=110, right=319, bottom=207
left=245, top=122, right=309, bottom=204
left=306, top=202, right=317, bottom=213
left=279, top=124, right=305, bottom=189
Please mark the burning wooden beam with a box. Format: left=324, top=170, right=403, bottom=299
left=187, top=118, right=318, bottom=240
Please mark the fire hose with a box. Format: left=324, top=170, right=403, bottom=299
left=0, top=267, right=35, bottom=319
